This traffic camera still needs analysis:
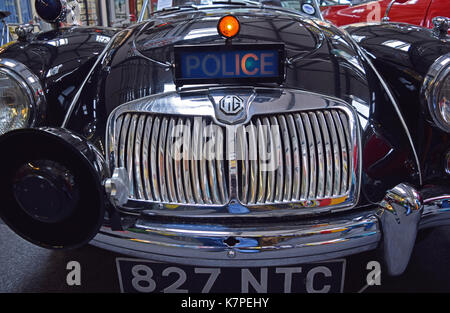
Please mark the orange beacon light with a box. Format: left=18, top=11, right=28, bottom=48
left=218, top=15, right=240, bottom=39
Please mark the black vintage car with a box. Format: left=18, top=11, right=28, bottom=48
left=0, top=0, right=448, bottom=284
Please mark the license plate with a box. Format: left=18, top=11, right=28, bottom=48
left=116, top=258, right=346, bottom=293
left=173, top=44, right=285, bottom=86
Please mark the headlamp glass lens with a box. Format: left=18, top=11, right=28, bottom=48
left=0, top=71, right=30, bottom=135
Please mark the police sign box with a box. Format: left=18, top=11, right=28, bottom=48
left=173, top=44, right=285, bottom=86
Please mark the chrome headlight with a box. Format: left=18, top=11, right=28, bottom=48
left=423, top=53, right=450, bottom=132
left=0, top=59, right=45, bottom=135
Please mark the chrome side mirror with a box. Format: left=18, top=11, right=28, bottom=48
left=382, top=0, right=408, bottom=22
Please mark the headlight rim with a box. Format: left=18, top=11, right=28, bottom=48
left=0, top=58, right=46, bottom=129
left=423, top=53, right=450, bottom=133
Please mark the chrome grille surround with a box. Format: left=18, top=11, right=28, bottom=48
left=106, top=87, right=361, bottom=218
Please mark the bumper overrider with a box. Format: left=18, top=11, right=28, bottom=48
left=94, top=182, right=450, bottom=276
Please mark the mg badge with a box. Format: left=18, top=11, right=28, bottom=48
left=219, top=95, right=244, bottom=115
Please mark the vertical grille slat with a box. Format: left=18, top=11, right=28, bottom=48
left=182, top=118, right=194, bottom=203
left=165, top=118, right=177, bottom=202
left=265, top=118, right=276, bottom=203
left=173, top=118, right=186, bottom=203
left=207, top=121, right=221, bottom=204
left=301, top=112, right=317, bottom=199
left=309, top=112, right=325, bottom=199
left=278, top=115, right=292, bottom=202
left=134, top=114, right=146, bottom=200
left=190, top=117, right=204, bottom=204
left=317, top=111, right=333, bottom=198
left=237, top=125, right=249, bottom=203
left=199, top=118, right=212, bottom=204
left=142, top=115, right=154, bottom=200
left=113, top=107, right=354, bottom=207
left=257, top=118, right=268, bottom=203
left=324, top=111, right=341, bottom=196
left=294, top=113, right=309, bottom=200
left=287, top=114, right=301, bottom=201
left=127, top=114, right=138, bottom=198
left=150, top=116, right=161, bottom=201
left=215, top=126, right=228, bottom=203
left=339, top=111, right=353, bottom=190
left=118, top=113, right=131, bottom=168
left=332, top=110, right=349, bottom=195
left=270, top=116, right=284, bottom=203
left=114, top=115, right=124, bottom=168
left=158, top=117, right=169, bottom=202
left=248, top=120, right=258, bottom=204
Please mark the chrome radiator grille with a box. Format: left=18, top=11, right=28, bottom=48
left=112, top=108, right=354, bottom=207
left=114, top=114, right=229, bottom=204
left=237, top=110, right=351, bottom=205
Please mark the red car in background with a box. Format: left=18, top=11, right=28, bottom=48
left=320, top=0, right=450, bottom=29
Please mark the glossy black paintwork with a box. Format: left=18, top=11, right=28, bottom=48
left=63, top=8, right=424, bottom=205
left=345, top=22, right=450, bottom=189
left=1, top=7, right=448, bottom=209
left=0, top=26, right=117, bottom=126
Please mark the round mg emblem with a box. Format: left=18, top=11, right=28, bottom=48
left=219, top=95, right=244, bottom=115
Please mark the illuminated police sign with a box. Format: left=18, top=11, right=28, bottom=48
left=174, top=44, right=284, bottom=85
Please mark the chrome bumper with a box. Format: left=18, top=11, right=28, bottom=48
left=91, top=183, right=450, bottom=276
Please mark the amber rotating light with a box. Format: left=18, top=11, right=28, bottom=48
left=218, top=15, right=240, bottom=39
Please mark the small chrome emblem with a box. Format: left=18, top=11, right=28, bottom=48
left=219, top=95, right=244, bottom=115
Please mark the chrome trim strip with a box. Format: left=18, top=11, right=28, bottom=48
left=92, top=210, right=379, bottom=267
